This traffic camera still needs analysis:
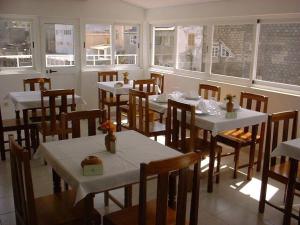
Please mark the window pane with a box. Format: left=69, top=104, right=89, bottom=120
left=177, top=26, right=206, bottom=72
left=45, top=24, right=74, bottom=67
left=115, top=25, right=138, bottom=65
left=211, top=24, right=255, bottom=78
left=257, top=23, right=300, bottom=86
left=0, top=19, right=32, bottom=68
left=153, top=26, right=175, bottom=67
left=85, top=24, right=111, bottom=66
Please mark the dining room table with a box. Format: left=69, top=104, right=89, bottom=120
left=148, top=93, right=268, bottom=192
left=35, top=130, right=182, bottom=223
left=4, top=90, right=85, bottom=151
left=97, top=80, right=160, bottom=131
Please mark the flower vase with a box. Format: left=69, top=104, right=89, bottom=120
left=226, top=101, right=234, bottom=112
left=105, top=131, right=116, bottom=153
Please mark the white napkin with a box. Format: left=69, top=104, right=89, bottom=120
left=184, top=91, right=199, bottom=99
left=156, top=93, right=168, bottom=102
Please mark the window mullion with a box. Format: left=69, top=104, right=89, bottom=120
left=250, top=20, right=260, bottom=85
left=111, top=24, right=115, bottom=67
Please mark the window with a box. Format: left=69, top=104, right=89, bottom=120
left=176, top=25, right=207, bottom=72
left=256, top=23, right=300, bottom=86
left=85, top=24, right=111, bottom=66
left=45, top=24, right=75, bottom=67
left=0, top=18, right=33, bottom=68
left=211, top=24, right=255, bottom=78
left=115, top=25, right=139, bottom=65
left=153, top=26, right=175, bottom=67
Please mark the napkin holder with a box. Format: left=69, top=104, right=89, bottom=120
left=81, top=156, right=103, bottom=176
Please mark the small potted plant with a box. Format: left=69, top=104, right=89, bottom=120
left=123, top=72, right=129, bottom=84
left=101, top=120, right=117, bottom=153
left=224, top=94, right=237, bottom=118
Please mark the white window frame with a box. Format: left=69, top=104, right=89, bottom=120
left=81, top=20, right=141, bottom=71
left=0, top=14, right=40, bottom=74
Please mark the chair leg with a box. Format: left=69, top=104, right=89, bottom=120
left=233, top=147, right=240, bottom=179
left=216, top=151, right=221, bottom=184
left=107, top=106, right=111, bottom=120
left=104, top=191, right=109, bottom=207
left=259, top=169, right=269, bottom=213
left=0, top=132, right=5, bottom=161
left=154, top=136, right=157, bottom=141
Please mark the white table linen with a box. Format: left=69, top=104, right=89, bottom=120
left=148, top=95, right=267, bottom=136
left=36, top=130, right=181, bottom=204
left=5, top=91, right=85, bottom=110
left=271, top=138, right=300, bottom=160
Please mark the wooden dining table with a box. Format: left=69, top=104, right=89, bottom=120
left=35, top=130, right=182, bottom=222
left=4, top=90, right=85, bottom=151
left=148, top=95, right=268, bottom=192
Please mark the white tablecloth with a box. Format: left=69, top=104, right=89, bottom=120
left=36, top=130, right=181, bottom=204
left=97, top=80, right=160, bottom=95
left=148, top=95, right=267, bottom=136
left=271, top=138, right=300, bottom=160
left=97, top=81, right=134, bottom=95
left=5, top=91, right=85, bottom=110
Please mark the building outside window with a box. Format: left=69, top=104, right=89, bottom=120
left=85, top=24, right=111, bottom=66
left=256, top=23, right=300, bottom=86
left=176, top=25, right=207, bottom=72
left=45, top=23, right=75, bottom=67
left=114, top=25, right=139, bottom=65
left=0, top=19, right=33, bottom=68
left=153, top=26, right=175, bottom=67
left=211, top=24, right=255, bottom=79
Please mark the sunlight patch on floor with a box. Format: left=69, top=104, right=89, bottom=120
left=230, top=177, right=279, bottom=201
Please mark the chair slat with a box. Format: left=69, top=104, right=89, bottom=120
left=155, top=173, right=169, bottom=225
left=176, top=168, right=188, bottom=225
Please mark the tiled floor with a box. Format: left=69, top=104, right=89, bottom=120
left=0, top=135, right=299, bottom=225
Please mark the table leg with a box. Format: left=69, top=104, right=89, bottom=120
left=207, top=135, right=216, bottom=193
left=247, top=124, right=258, bottom=180
left=22, top=109, right=31, bottom=157
left=15, top=110, right=22, bottom=145
left=116, top=94, right=121, bottom=132
left=124, top=185, right=132, bottom=208
left=52, top=169, right=62, bottom=193
left=84, top=194, right=95, bottom=225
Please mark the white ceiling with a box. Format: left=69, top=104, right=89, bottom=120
left=121, top=0, right=223, bottom=9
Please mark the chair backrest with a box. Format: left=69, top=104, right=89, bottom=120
left=23, top=78, right=51, bottom=91
left=150, top=73, right=164, bottom=94
left=9, top=135, right=37, bottom=225
left=133, top=79, right=156, bottom=95
left=41, top=89, right=76, bottom=134
left=138, top=151, right=202, bottom=225
left=240, top=92, right=269, bottom=134
left=198, top=84, right=221, bottom=101
left=97, top=71, right=118, bottom=82
left=264, top=110, right=298, bottom=167
left=60, top=109, right=106, bottom=139
left=128, top=89, right=151, bottom=135
left=166, top=99, right=196, bottom=153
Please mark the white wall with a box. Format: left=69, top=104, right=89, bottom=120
left=0, top=0, right=145, bottom=119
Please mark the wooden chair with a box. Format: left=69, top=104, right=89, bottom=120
left=198, top=84, right=221, bottom=101
left=98, top=71, right=128, bottom=120
left=39, top=89, right=76, bottom=142
left=259, top=111, right=299, bottom=220
left=150, top=73, right=164, bottom=94
left=166, top=99, right=222, bottom=182
left=0, top=106, right=38, bottom=160
left=128, top=89, right=165, bottom=139
left=121, top=79, right=158, bottom=128
left=9, top=135, right=101, bottom=225
left=23, top=77, right=51, bottom=91
left=217, top=92, right=268, bottom=178
left=103, top=151, right=203, bottom=225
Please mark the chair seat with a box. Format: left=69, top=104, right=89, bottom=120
left=3, top=118, right=37, bottom=131
left=270, top=161, right=300, bottom=181
left=36, top=190, right=101, bottom=225
left=38, top=121, right=71, bottom=136
left=103, top=200, right=176, bottom=225
left=218, top=129, right=260, bottom=146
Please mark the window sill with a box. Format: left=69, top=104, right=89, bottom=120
left=82, top=65, right=143, bottom=73
left=0, top=69, right=41, bottom=76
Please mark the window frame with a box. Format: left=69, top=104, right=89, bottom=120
left=81, top=20, right=141, bottom=70
left=0, top=14, right=39, bottom=74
